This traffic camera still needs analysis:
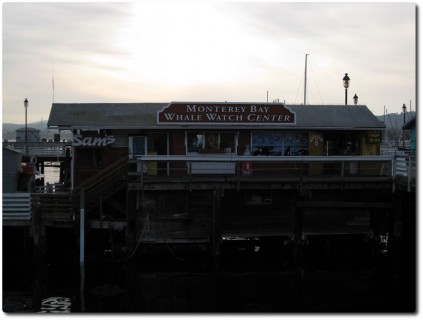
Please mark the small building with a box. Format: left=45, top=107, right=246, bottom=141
left=2, top=147, right=23, bottom=192
left=16, top=127, right=40, bottom=143
left=403, top=115, right=416, bottom=157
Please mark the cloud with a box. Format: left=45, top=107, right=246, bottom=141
left=1, top=2, right=416, bottom=123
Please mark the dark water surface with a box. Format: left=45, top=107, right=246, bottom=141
left=3, top=234, right=416, bottom=313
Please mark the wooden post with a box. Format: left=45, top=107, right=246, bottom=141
left=80, top=187, right=85, bottom=266
left=79, top=187, right=86, bottom=311
left=125, top=170, right=140, bottom=253
left=99, top=193, right=103, bottom=229
left=188, top=161, right=192, bottom=192
left=32, top=204, right=46, bottom=261
left=236, top=161, right=241, bottom=192
left=211, top=188, right=222, bottom=257
left=292, top=204, right=304, bottom=309
left=293, top=205, right=303, bottom=266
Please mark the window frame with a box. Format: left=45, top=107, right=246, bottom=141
left=185, top=131, right=238, bottom=154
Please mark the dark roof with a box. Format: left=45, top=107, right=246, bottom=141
left=48, top=102, right=385, bottom=130
left=402, top=115, right=416, bottom=130
left=3, top=146, right=22, bottom=155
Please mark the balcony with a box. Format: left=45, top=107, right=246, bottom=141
left=127, top=155, right=394, bottom=192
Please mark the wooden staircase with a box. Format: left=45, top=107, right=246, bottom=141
left=72, top=156, right=129, bottom=213
left=29, top=156, right=129, bottom=222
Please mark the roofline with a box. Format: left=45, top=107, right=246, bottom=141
left=402, top=115, right=416, bottom=130
left=49, top=125, right=385, bottom=131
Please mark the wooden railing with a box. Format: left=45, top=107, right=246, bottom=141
left=127, top=155, right=394, bottom=191
left=31, top=193, right=74, bottom=221
left=393, top=155, right=416, bottom=192
left=4, top=155, right=398, bottom=224
left=19, top=156, right=129, bottom=223
left=6, top=142, right=71, bottom=158
left=129, top=155, right=393, bottom=177
left=72, top=156, right=129, bottom=211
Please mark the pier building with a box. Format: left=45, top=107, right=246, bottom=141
left=44, top=102, right=392, bottom=254
left=3, top=102, right=415, bottom=262
left=3, top=101, right=416, bottom=312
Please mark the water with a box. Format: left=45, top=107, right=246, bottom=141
left=3, top=166, right=416, bottom=313
left=2, top=233, right=416, bottom=313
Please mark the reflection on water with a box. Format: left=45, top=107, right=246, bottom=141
left=38, top=297, right=71, bottom=313
left=3, top=234, right=415, bottom=313
left=2, top=166, right=415, bottom=313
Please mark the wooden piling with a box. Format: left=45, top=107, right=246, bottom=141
left=211, top=188, right=222, bottom=257
left=32, top=204, right=46, bottom=261
left=126, top=187, right=138, bottom=253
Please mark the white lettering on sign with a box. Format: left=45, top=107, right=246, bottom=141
left=73, top=135, right=116, bottom=147
left=158, top=102, right=296, bottom=125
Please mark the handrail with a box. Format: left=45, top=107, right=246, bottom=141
left=130, top=155, right=393, bottom=163
left=7, top=142, right=70, bottom=157
left=128, top=155, right=394, bottom=183
left=73, top=156, right=128, bottom=197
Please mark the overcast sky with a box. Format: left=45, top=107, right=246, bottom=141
left=2, top=1, right=416, bottom=124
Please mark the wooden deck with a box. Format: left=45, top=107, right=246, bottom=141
left=2, top=154, right=413, bottom=258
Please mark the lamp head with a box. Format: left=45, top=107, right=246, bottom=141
left=343, top=73, right=350, bottom=89
left=353, top=94, right=358, bottom=105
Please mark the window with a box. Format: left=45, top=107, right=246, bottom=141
left=129, top=136, right=147, bottom=158
left=187, top=132, right=204, bottom=152
left=251, top=132, right=308, bottom=156
left=76, top=149, right=103, bottom=168
left=186, top=132, right=236, bottom=154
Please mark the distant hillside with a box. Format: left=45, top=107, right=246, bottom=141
left=376, top=112, right=416, bottom=131
left=2, top=120, right=72, bottom=141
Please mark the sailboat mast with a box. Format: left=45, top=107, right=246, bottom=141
left=384, top=106, right=387, bottom=143
left=304, top=53, right=309, bottom=105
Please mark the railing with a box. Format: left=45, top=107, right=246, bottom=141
left=72, top=156, right=128, bottom=211
left=5, top=142, right=71, bottom=158
left=31, top=193, right=74, bottom=221
left=393, top=155, right=416, bottom=178
left=35, top=183, right=70, bottom=194
left=128, top=155, right=394, bottom=187
left=393, top=155, right=416, bottom=192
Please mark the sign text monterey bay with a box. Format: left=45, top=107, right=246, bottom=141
left=158, top=102, right=296, bottom=125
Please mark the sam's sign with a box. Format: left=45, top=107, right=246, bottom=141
left=73, top=135, right=116, bottom=147
left=158, top=102, right=296, bottom=125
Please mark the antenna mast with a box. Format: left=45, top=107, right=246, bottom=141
left=52, top=63, right=55, bottom=103
left=304, top=53, right=309, bottom=105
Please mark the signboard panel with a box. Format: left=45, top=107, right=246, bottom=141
left=366, top=131, right=381, bottom=144
left=73, top=135, right=115, bottom=147
left=158, top=102, right=296, bottom=125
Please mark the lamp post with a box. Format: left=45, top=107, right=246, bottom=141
left=402, top=103, right=406, bottom=149
left=342, top=73, right=350, bottom=105
left=353, top=94, right=358, bottom=105
left=24, top=98, right=28, bottom=157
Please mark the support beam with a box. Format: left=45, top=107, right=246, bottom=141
left=211, top=188, right=222, bottom=257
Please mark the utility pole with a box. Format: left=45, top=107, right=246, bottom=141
left=304, top=54, right=309, bottom=105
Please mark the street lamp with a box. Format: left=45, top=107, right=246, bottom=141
left=342, top=73, right=350, bottom=105
left=353, top=94, right=358, bottom=105
left=402, top=103, right=406, bottom=149
left=24, top=98, right=28, bottom=157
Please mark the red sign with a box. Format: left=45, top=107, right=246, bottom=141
left=157, top=102, right=296, bottom=125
